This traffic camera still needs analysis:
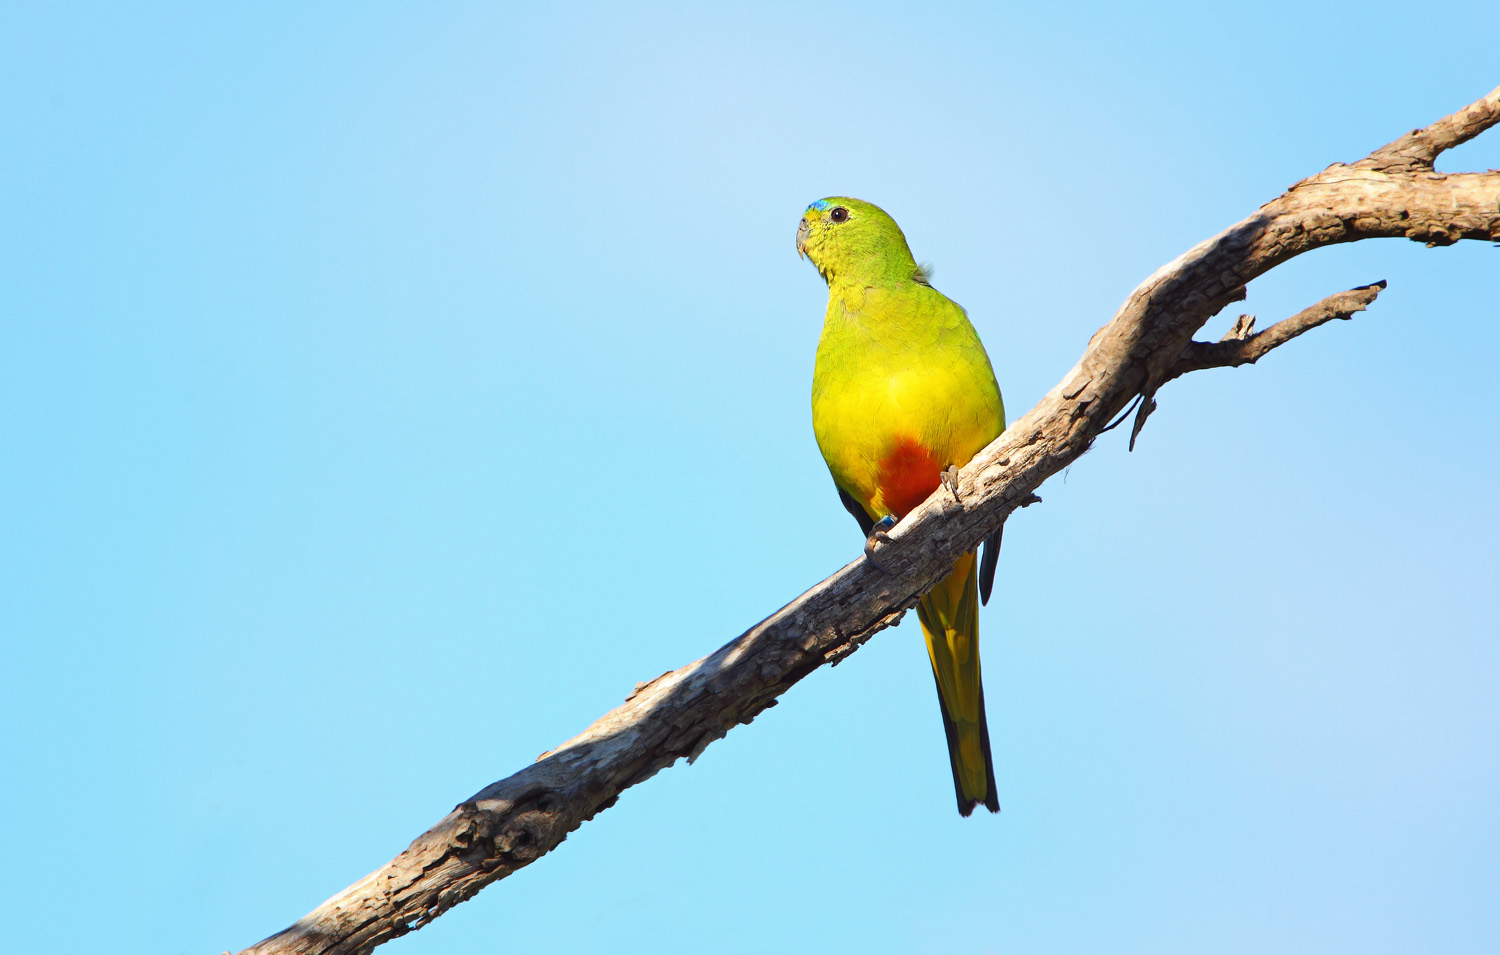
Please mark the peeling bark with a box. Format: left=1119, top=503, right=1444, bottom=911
left=237, top=85, right=1500, bottom=955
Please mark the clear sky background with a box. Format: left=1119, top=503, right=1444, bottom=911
left=3, top=3, right=1498, bottom=953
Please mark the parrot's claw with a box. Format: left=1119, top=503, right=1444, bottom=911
left=941, top=464, right=961, bottom=502
left=863, top=515, right=899, bottom=573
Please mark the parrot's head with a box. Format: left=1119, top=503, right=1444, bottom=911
left=796, top=197, right=922, bottom=286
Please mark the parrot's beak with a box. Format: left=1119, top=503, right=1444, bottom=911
left=796, top=216, right=810, bottom=259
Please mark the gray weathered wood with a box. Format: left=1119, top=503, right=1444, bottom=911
left=1171, top=282, right=1388, bottom=377
left=238, top=85, right=1500, bottom=955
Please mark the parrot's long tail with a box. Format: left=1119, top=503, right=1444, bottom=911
left=916, top=551, right=999, bottom=816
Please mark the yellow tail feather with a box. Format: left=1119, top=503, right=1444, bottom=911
left=916, top=551, right=999, bottom=816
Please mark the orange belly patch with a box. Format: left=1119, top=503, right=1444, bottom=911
left=876, top=436, right=942, bottom=519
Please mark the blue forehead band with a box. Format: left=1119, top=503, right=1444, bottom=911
left=806, top=199, right=831, bottom=213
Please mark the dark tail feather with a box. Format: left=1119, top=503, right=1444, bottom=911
left=979, top=525, right=1003, bottom=606
left=973, top=680, right=1000, bottom=814
left=927, top=662, right=1000, bottom=816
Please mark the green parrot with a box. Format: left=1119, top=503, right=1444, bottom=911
left=797, top=197, right=1005, bottom=815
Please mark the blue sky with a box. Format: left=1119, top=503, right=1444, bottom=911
left=2, top=3, right=1497, bottom=953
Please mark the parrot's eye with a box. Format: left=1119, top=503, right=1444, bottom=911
left=830, top=206, right=849, bottom=223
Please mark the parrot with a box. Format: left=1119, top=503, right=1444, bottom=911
left=797, top=197, right=1005, bottom=816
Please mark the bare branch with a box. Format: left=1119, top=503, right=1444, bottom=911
left=236, top=85, right=1500, bottom=955
left=1171, top=281, right=1387, bottom=378
left=1361, top=85, right=1500, bottom=171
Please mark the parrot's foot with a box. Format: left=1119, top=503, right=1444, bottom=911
left=863, top=515, right=899, bottom=573
left=941, top=465, right=961, bottom=502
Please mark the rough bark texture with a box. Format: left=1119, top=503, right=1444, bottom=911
left=1170, top=282, right=1388, bottom=377
left=238, top=86, right=1500, bottom=955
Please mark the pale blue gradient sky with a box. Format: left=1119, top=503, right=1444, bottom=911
left=3, top=3, right=1498, bottom=953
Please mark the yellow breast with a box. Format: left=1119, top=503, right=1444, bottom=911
left=811, top=283, right=1004, bottom=520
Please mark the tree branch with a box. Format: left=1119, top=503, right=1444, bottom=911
left=236, top=85, right=1500, bottom=955
left=1170, top=281, right=1388, bottom=378
left=1360, top=85, right=1500, bottom=171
